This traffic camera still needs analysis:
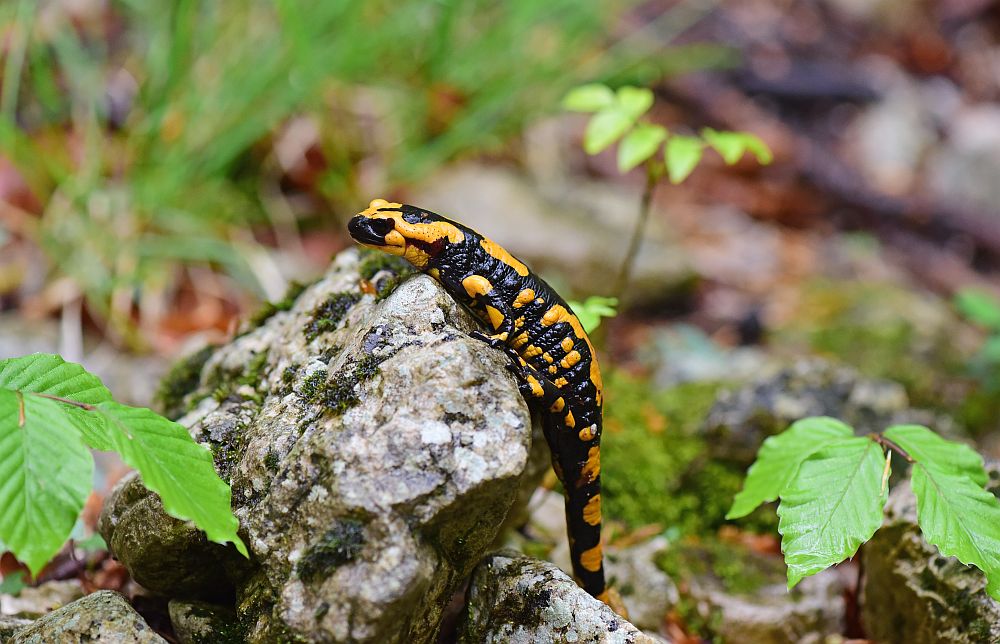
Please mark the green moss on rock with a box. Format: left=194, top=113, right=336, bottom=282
left=304, top=292, right=362, bottom=341
left=297, top=519, right=366, bottom=582
left=600, top=371, right=775, bottom=536
left=155, top=345, right=217, bottom=420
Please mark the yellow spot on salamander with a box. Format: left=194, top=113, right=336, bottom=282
left=560, top=350, right=581, bottom=369
left=580, top=543, right=602, bottom=572
left=561, top=337, right=575, bottom=352
left=579, top=446, right=600, bottom=486
left=554, top=377, right=568, bottom=387
left=564, top=410, right=575, bottom=428
left=543, top=352, right=553, bottom=363
left=362, top=198, right=403, bottom=215
left=548, top=365, right=558, bottom=375
left=578, top=424, right=596, bottom=441
left=480, top=238, right=529, bottom=276
left=523, top=345, right=542, bottom=358
left=512, top=333, right=529, bottom=349
left=514, top=316, right=525, bottom=329
left=462, top=274, right=494, bottom=298
left=583, top=494, right=601, bottom=526
left=526, top=375, right=544, bottom=398
left=428, top=268, right=440, bottom=279
left=513, top=288, right=536, bottom=308
left=550, top=397, right=565, bottom=412
left=486, top=305, right=505, bottom=330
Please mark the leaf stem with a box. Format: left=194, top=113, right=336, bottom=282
left=872, top=433, right=914, bottom=463
left=32, top=392, right=96, bottom=411
left=612, top=163, right=658, bottom=301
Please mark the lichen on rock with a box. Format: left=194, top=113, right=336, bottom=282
left=460, top=550, right=666, bottom=643
left=8, top=590, right=165, bottom=644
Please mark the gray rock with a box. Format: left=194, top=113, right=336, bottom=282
left=461, top=550, right=665, bottom=644
left=413, top=163, right=694, bottom=305
left=929, top=104, right=1000, bottom=213
left=702, top=359, right=920, bottom=466
left=602, top=537, right=677, bottom=633
left=656, top=541, right=845, bottom=644
left=101, top=249, right=536, bottom=643
left=169, top=600, right=243, bottom=644
left=1, top=579, right=85, bottom=618
left=0, top=616, right=34, bottom=640
left=9, top=590, right=165, bottom=643
left=861, top=464, right=1000, bottom=643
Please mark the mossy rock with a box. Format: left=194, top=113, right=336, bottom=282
left=600, top=371, right=776, bottom=536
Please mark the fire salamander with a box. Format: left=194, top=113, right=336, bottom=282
left=348, top=199, right=623, bottom=612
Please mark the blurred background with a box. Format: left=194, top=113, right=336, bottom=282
left=2, top=0, right=1000, bottom=639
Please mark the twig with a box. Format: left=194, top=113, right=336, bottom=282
left=612, top=165, right=658, bottom=301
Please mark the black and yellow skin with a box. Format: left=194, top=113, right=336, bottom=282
left=348, top=199, right=615, bottom=607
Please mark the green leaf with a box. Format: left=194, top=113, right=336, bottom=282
left=955, top=288, right=1000, bottom=331
left=562, top=84, right=615, bottom=113
left=584, top=108, right=633, bottom=155
left=615, top=86, right=654, bottom=120
left=94, top=401, right=248, bottom=557
left=0, top=390, right=93, bottom=575
left=0, top=354, right=112, bottom=404
left=617, top=123, right=667, bottom=172
left=910, top=465, right=1000, bottom=600
left=568, top=296, right=619, bottom=334
left=0, top=354, right=114, bottom=451
left=884, top=425, right=987, bottom=487
left=665, top=136, right=704, bottom=184
left=777, top=436, right=887, bottom=587
left=701, top=128, right=774, bottom=165
left=727, top=416, right=854, bottom=519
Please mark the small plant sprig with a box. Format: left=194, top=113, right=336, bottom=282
left=955, top=287, right=1000, bottom=391
left=562, top=83, right=773, bottom=301
left=0, top=353, right=247, bottom=575
left=729, top=417, right=1000, bottom=598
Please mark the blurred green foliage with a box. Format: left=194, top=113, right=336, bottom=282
left=954, top=287, right=1000, bottom=393
left=0, top=0, right=729, bottom=343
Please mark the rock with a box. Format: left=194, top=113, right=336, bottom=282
left=413, top=164, right=694, bottom=305
left=602, top=537, right=677, bottom=632
left=702, top=359, right=922, bottom=466
left=101, top=249, right=536, bottom=643
left=641, top=324, right=774, bottom=389
left=169, top=600, right=243, bottom=644
left=929, top=104, right=1000, bottom=213
left=0, top=616, right=34, bottom=640
left=655, top=540, right=845, bottom=644
left=460, top=550, right=667, bottom=643
left=9, top=590, right=166, bottom=643
left=99, top=472, right=243, bottom=601
left=861, top=463, right=1000, bottom=643
left=1, top=579, right=85, bottom=618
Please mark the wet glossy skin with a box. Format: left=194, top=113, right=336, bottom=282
left=348, top=199, right=610, bottom=604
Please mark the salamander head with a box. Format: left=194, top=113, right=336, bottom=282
left=348, top=199, right=466, bottom=269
